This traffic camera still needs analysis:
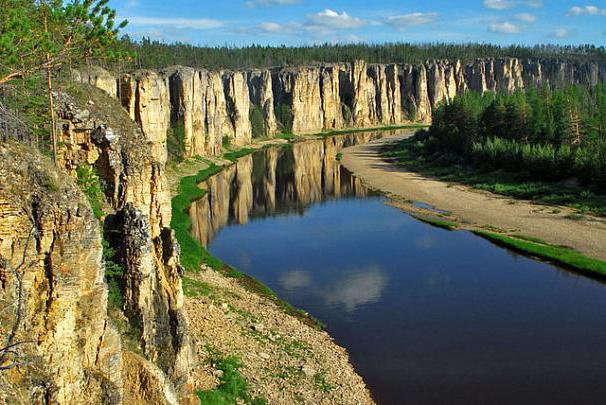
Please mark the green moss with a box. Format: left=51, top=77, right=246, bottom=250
left=168, top=120, right=186, bottom=162
left=473, top=230, right=606, bottom=278
left=197, top=356, right=267, bottom=405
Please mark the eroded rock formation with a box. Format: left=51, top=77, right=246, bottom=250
left=0, top=143, right=122, bottom=403
left=79, top=58, right=606, bottom=159
left=40, top=83, right=195, bottom=403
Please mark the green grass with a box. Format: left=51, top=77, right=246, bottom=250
left=318, top=123, right=427, bottom=137
left=182, top=276, right=214, bottom=298
left=223, top=147, right=257, bottom=162
left=197, top=356, right=267, bottom=405
left=473, top=230, right=606, bottom=278
left=411, top=215, right=458, bottom=230
left=275, top=133, right=296, bottom=141
left=314, top=372, right=333, bottom=393
left=170, top=163, right=224, bottom=272
left=383, top=138, right=606, bottom=217
left=170, top=158, right=325, bottom=330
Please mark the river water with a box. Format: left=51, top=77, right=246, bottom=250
left=190, top=132, right=606, bottom=404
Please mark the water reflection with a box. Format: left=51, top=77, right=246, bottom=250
left=191, top=131, right=606, bottom=405
left=190, top=131, right=392, bottom=247
left=321, top=266, right=388, bottom=312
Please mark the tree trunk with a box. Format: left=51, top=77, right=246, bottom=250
left=43, top=12, right=58, bottom=164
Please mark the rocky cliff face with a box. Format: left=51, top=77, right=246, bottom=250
left=40, top=83, right=195, bottom=403
left=0, top=143, right=122, bottom=403
left=81, top=57, right=606, bottom=159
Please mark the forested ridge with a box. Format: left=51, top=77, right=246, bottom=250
left=117, top=38, right=606, bottom=71
left=409, top=84, right=606, bottom=189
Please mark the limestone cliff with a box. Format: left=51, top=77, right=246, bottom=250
left=51, top=82, right=195, bottom=403
left=81, top=57, right=606, bottom=156
left=0, top=143, right=122, bottom=404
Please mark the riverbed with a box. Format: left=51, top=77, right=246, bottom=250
left=190, top=132, right=606, bottom=404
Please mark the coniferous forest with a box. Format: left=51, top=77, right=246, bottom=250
left=117, top=37, right=606, bottom=70
left=410, top=84, right=606, bottom=188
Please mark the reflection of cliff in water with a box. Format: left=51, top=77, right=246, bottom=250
left=190, top=131, right=394, bottom=246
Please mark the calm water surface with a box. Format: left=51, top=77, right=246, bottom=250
left=191, top=133, right=606, bottom=404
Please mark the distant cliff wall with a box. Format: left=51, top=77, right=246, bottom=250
left=73, top=58, right=606, bottom=158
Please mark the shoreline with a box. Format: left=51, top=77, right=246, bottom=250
left=168, top=130, right=389, bottom=404
left=341, top=133, right=606, bottom=263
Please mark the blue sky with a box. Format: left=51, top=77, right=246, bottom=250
left=109, top=0, right=606, bottom=46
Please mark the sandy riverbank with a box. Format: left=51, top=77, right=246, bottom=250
left=341, top=133, right=606, bottom=261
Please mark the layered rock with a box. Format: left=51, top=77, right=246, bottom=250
left=248, top=69, right=278, bottom=136
left=223, top=71, right=252, bottom=145
left=81, top=57, right=606, bottom=157
left=53, top=84, right=195, bottom=403
left=0, top=143, right=122, bottom=404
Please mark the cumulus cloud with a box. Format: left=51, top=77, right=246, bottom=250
left=568, top=5, right=606, bottom=16
left=256, top=8, right=366, bottom=36
left=484, top=0, right=516, bottom=10
left=484, top=0, right=542, bottom=10
left=489, top=21, right=520, bottom=33
left=306, top=9, right=366, bottom=30
left=245, top=0, right=300, bottom=7
left=549, top=28, right=572, bottom=38
left=522, top=0, right=543, bottom=8
left=385, top=12, right=438, bottom=30
left=127, top=16, right=223, bottom=29
left=515, top=12, right=536, bottom=22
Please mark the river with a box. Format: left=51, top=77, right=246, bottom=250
left=190, top=131, right=606, bottom=404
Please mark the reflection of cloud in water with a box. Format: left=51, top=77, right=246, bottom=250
left=236, top=253, right=252, bottom=270
left=414, top=235, right=438, bottom=250
left=324, top=266, right=388, bottom=312
left=279, top=270, right=312, bottom=290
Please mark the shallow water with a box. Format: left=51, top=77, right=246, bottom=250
left=191, top=133, right=606, bottom=404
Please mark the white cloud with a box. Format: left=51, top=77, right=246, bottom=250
left=488, top=21, right=520, bottom=33
left=484, top=0, right=516, bottom=10
left=245, top=0, right=300, bottom=7
left=515, top=12, right=536, bottom=22
left=522, top=0, right=543, bottom=8
left=385, top=12, right=438, bottom=30
left=549, top=28, right=572, bottom=38
left=257, top=21, right=301, bottom=34
left=127, top=16, right=223, bottom=29
left=568, top=5, right=606, bottom=16
left=306, top=9, right=366, bottom=30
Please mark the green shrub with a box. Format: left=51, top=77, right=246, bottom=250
left=76, top=165, right=105, bottom=219
left=275, top=103, right=293, bottom=134
left=249, top=106, right=266, bottom=138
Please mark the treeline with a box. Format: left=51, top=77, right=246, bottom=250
left=115, top=37, right=606, bottom=71
left=418, top=85, right=606, bottom=187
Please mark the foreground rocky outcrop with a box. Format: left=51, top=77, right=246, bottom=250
left=0, top=143, right=122, bottom=403
left=0, top=82, right=197, bottom=403
left=73, top=58, right=606, bottom=159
